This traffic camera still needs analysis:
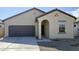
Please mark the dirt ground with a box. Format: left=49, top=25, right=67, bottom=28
left=37, top=37, right=79, bottom=51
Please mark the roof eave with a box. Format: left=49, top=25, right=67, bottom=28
left=36, top=8, right=77, bottom=20
left=3, top=7, right=46, bottom=22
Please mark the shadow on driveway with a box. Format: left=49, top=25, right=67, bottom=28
left=0, top=37, right=38, bottom=45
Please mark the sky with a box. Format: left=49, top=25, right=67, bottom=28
left=0, top=7, right=79, bottom=20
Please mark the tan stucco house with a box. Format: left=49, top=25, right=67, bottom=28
left=2, top=8, right=76, bottom=39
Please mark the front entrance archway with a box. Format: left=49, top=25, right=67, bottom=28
left=41, top=20, right=49, bottom=38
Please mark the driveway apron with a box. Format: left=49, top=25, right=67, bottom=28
left=0, top=37, right=39, bottom=51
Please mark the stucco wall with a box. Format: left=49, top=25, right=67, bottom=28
left=38, top=11, right=75, bottom=39
left=4, top=9, right=44, bottom=37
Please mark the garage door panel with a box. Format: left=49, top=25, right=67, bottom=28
left=9, top=25, right=35, bottom=37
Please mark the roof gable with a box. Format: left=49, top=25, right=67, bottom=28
left=3, top=8, right=45, bottom=22
left=37, top=9, right=76, bottom=20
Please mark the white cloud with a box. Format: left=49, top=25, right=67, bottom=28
left=71, top=9, right=79, bottom=17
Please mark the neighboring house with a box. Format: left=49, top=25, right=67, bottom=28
left=74, top=17, right=79, bottom=37
left=0, top=20, right=4, bottom=37
left=2, top=8, right=76, bottom=39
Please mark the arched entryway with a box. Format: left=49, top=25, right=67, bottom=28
left=41, top=20, right=49, bottom=38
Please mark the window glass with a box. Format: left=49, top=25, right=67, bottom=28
left=58, top=20, right=66, bottom=33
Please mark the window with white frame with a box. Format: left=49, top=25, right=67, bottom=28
left=58, top=20, right=66, bottom=33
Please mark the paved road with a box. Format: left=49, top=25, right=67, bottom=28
left=0, top=37, right=39, bottom=51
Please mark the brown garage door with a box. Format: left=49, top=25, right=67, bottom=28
left=9, top=25, right=35, bottom=37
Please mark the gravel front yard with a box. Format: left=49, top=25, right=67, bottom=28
left=37, top=38, right=79, bottom=51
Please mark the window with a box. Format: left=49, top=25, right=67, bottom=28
left=58, top=20, right=66, bottom=33
left=59, top=24, right=65, bottom=33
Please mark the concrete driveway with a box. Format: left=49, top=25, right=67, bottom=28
left=0, top=37, right=39, bottom=51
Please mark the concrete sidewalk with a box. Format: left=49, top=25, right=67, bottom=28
left=0, top=37, right=39, bottom=51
